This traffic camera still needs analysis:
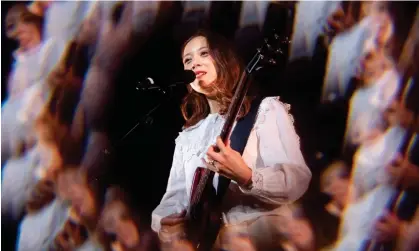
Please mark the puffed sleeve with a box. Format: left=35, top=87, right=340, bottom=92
left=239, top=97, right=311, bottom=205
left=151, top=139, right=188, bottom=233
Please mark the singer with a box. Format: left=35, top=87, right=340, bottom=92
left=151, top=30, right=311, bottom=250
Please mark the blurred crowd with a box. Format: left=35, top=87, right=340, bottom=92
left=1, top=1, right=419, bottom=251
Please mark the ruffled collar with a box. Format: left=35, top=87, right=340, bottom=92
left=181, top=113, right=222, bottom=132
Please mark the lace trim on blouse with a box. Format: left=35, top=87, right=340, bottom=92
left=254, top=96, right=299, bottom=144
left=174, top=96, right=300, bottom=191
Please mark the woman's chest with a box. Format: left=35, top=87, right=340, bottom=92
left=355, top=128, right=405, bottom=190
left=180, top=121, right=224, bottom=179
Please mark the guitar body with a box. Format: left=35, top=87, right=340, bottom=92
left=188, top=167, right=223, bottom=251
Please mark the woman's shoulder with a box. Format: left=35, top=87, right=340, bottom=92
left=175, top=113, right=219, bottom=145
left=257, top=96, right=294, bottom=123
left=259, top=96, right=290, bottom=110
left=180, top=113, right=222, bottom=134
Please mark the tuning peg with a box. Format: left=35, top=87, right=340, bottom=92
left=274, top=34, right=280, bottom=40
left=268, top=59, right=277, bottom=65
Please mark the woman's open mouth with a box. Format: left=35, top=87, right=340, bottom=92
left=195, top=71, right=207, bottom=78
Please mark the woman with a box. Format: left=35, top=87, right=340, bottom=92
left=279, top=203, right=339, bottom=251
left=333, top=98, right=410, bottom=251
left=151, top=30, right=311, bottom=250
left=2, top=2, right=67, bottom=165
left=322, top=1, right=391, bottom=103
left=97, top=186, right=160, bottom=251
left=1, top=104, right=65, bottom=221
left=51, top=167, right=106, bottom=251
left=2, top=3, right=44, bottom=163
left=20, top=166, right=106, bottom=251
left=320, top=160, right=350, bottom=218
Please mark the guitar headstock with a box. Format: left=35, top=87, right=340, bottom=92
left=247, top=30, right=291, bottom=72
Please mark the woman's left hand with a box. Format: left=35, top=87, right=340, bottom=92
left=205, top=137, right=252, bottom=186
left=372, top=211, right=402, bottom=242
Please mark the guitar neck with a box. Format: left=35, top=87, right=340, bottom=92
left=219, top=71, right=250, bottom=143
left=188, top=71, right=251, bottom=208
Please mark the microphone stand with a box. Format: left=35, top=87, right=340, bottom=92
left=119, top=100, right=164, bottom=142
left=116, top=84, right=182, bottom=145
left=136, top=82, right=185, bottom=95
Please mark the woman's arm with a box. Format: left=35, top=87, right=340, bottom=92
left=151, top=141, right=187, bottom=233
left=399, top=209, right=419, bottom=251
left=238, top=97, right=312, bottom=205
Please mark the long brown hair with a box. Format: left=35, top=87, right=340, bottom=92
left=180, top=30, right=252, bottom=128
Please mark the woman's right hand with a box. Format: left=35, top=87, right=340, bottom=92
left=158, top=210, right=187, bottom=243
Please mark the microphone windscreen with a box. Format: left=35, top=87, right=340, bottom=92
left=182, top=70, right=196, bottom=84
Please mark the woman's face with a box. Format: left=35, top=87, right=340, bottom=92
left=375, top=13, right=392, bottom=47
left=70, top=184, right=96, bottom=221
left=57, top=173, right=96, bottom=219
left=282, top=208, right=315, bottom=251
left=322, top=169, right=349, bottom=208
left=102, top=202, right=140, bottom=249
left=16, top=21, right=41, bottom=51
left=359, top=48, right=387, bottom=85
left=383, top=100, right=399, bottom=127
left=182, top=36, right=217, bottom=95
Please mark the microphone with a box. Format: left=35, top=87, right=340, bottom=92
left=136, top=70, right=196, bottom=92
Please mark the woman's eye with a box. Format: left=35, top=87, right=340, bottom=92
left=201, top=51, right=209, bottom=56
left=184, top=58, right=191, bottom=64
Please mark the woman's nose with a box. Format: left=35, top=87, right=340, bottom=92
left=192, top=63, right=199, bottom=70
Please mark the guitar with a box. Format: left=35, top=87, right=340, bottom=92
left=361, top=7, right=419, bottom=251
left=185, top=31, right=289, bottom=251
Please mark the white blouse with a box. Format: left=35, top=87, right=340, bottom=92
left=322, top=15, right=385, bottom=102
left=8, top=44, right=43, bottom=99
left=42, top=1, right=97, bottom=43
left=17, top=198, right=70, bottom=251
left=289, top=0, right=341, bottom=61
left=8, top=37, right=67, bottom=100
left=350, top=126, right=406, bottom=202
left=345, top=68, right=400, bottom=146
left=1, top=147, right=40, bottom=220
left=335, top=126, right=406, bottom=250
left=238, top=1, right=270, bottom=29
left=1, top=142, right=60, bottom=220
left=151, top=97, right=311, bottom=232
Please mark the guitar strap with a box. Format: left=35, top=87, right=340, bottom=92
left=216, top=96, right=263, bottom=199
